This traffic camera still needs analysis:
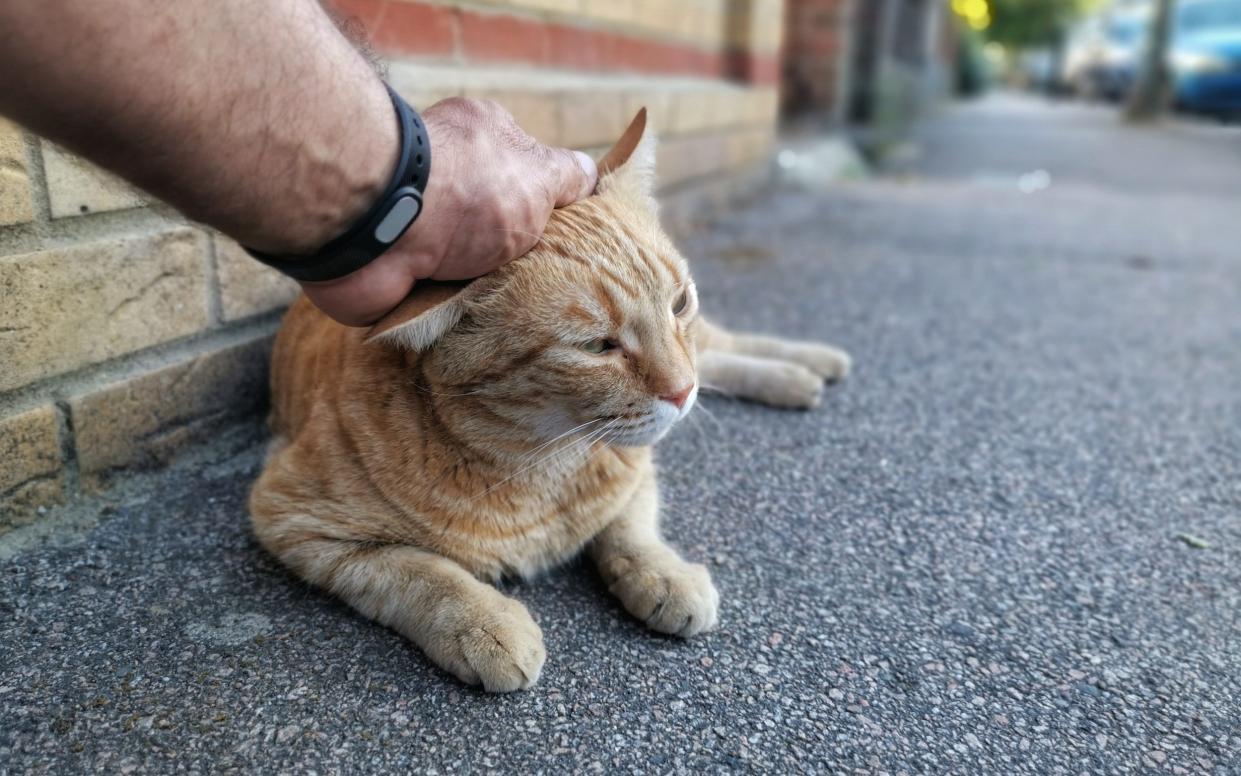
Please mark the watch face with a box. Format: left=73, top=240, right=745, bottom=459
left=374, top=195, right=422, bottom=244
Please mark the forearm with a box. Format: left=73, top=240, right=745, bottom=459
left=1, top=0, right=597, bottom=327
left=0, top=0, right=394, bottom=253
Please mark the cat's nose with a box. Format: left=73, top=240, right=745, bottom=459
left=660, top=383, right=694, bottom=410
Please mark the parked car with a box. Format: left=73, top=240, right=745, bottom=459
left=1062, top=8, right=1150, bottom=100
left=1171, top=0, right=1241, bottom=116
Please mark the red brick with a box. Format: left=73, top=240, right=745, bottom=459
left=687, top=48, right=711, bottom=76
left=608, top=35, right=650, bottom=73
left=373, top=1, right=458, bottom=58
left=601, top=36, right=712, bottom=77
left=598, top=33, right=624, bottom=71
left=328, top=0, right=385, bottom=32
left=726, top=50, right=781, bottom=85
left=619, top=41, right=648, bottom=73
left=750, top=55, right=780, bottom=85
left=697, top=48, right=724, bottom=78
left=459, top=10, right=549, bottom=65
left=547, top=24, right=603, bottom=70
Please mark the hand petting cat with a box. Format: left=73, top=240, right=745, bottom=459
left=301, top=97, right=599, bottom=327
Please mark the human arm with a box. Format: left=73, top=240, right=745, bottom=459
left=0, top=0, right=596, bottom=325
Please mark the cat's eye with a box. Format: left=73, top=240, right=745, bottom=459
left=672, top=289, right=689, bottom=316
left=581, top=338, right=618, bottom=354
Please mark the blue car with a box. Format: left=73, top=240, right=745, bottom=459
left=1172, top=0, right=1241, bottom=116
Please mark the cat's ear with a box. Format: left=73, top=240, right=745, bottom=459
left=596, top=108, right=657, bottom=205
left=365, top=279, right=485, bottom=350
left=597, top=107, right=648, bottom=176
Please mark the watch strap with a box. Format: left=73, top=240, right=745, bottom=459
left=244, top=84, right=430, bottom=283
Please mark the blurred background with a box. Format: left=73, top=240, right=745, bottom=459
left=783, top=0, right=1241, bottom=151
left=994, top=0, right=1241, bottom=119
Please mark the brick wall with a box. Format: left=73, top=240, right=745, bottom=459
left=0, top=0, right=785, bottom=531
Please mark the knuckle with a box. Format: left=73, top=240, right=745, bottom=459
left=453, top=96, right=490, bottom=115
left=486, top=99, right=517, bottom=123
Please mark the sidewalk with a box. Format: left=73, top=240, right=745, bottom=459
left=3, top=94, right=1240, bottom=773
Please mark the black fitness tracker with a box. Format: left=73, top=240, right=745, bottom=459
left=244, top=84, right=431, bottom=282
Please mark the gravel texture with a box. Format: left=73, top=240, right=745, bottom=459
left=3, top=95, right=1240, bottom=774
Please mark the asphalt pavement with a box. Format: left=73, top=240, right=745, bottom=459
left=3, top=94, right=1241, bottom=774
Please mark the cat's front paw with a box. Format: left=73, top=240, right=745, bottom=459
left=430, top=592, right=546, bottom=692
left=792, top=343, right=852, bottom=382
left=603, top=554, right=720, bottom=638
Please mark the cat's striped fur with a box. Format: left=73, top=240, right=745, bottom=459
left=249, top=110, right=850, bottom=691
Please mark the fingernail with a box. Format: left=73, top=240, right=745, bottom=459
left=573, top=151, right=598, bottom=194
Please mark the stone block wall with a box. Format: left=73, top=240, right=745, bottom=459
left=0, top=0, right=785, bottom=530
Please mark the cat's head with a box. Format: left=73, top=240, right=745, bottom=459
left=368, top=109, right=698, bottom=448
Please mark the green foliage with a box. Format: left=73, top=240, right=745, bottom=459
left=986, top=0, right=1100, bottom=48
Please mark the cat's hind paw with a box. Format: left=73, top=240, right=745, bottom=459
left=758, top=362, right=826, bottom=409
left=791, top=343, right=852, bottom=382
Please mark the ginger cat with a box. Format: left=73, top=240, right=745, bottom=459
left=249, top=110, right=851, bottom=692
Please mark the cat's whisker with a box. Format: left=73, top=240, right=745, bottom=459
left=511, top=417, right=606, bottom=468
left=471, top=419, right=619, bottom=501
left=409, top=383, right=483, bottom=399
left=681, top=404, right=712, bottom=444
left=692, top=400, right=727, bottom=435
left=411, top=384, right=484, bottom=398
left=540, top=421, right=611, bottom=477
left=538, top=418, right=621, bottom=472
left=482, top=418, right=606, bottom=489
left=541, top=421, right=622, bottom=483
left=418, top=419, right=603, bottom=502
left=558, top=418, right=626, bottom=473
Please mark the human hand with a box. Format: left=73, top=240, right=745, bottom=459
left=301, top=97, right=598, bottom=326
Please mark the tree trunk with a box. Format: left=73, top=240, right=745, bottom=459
left=1125, top=0, right=1176, bottom=122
